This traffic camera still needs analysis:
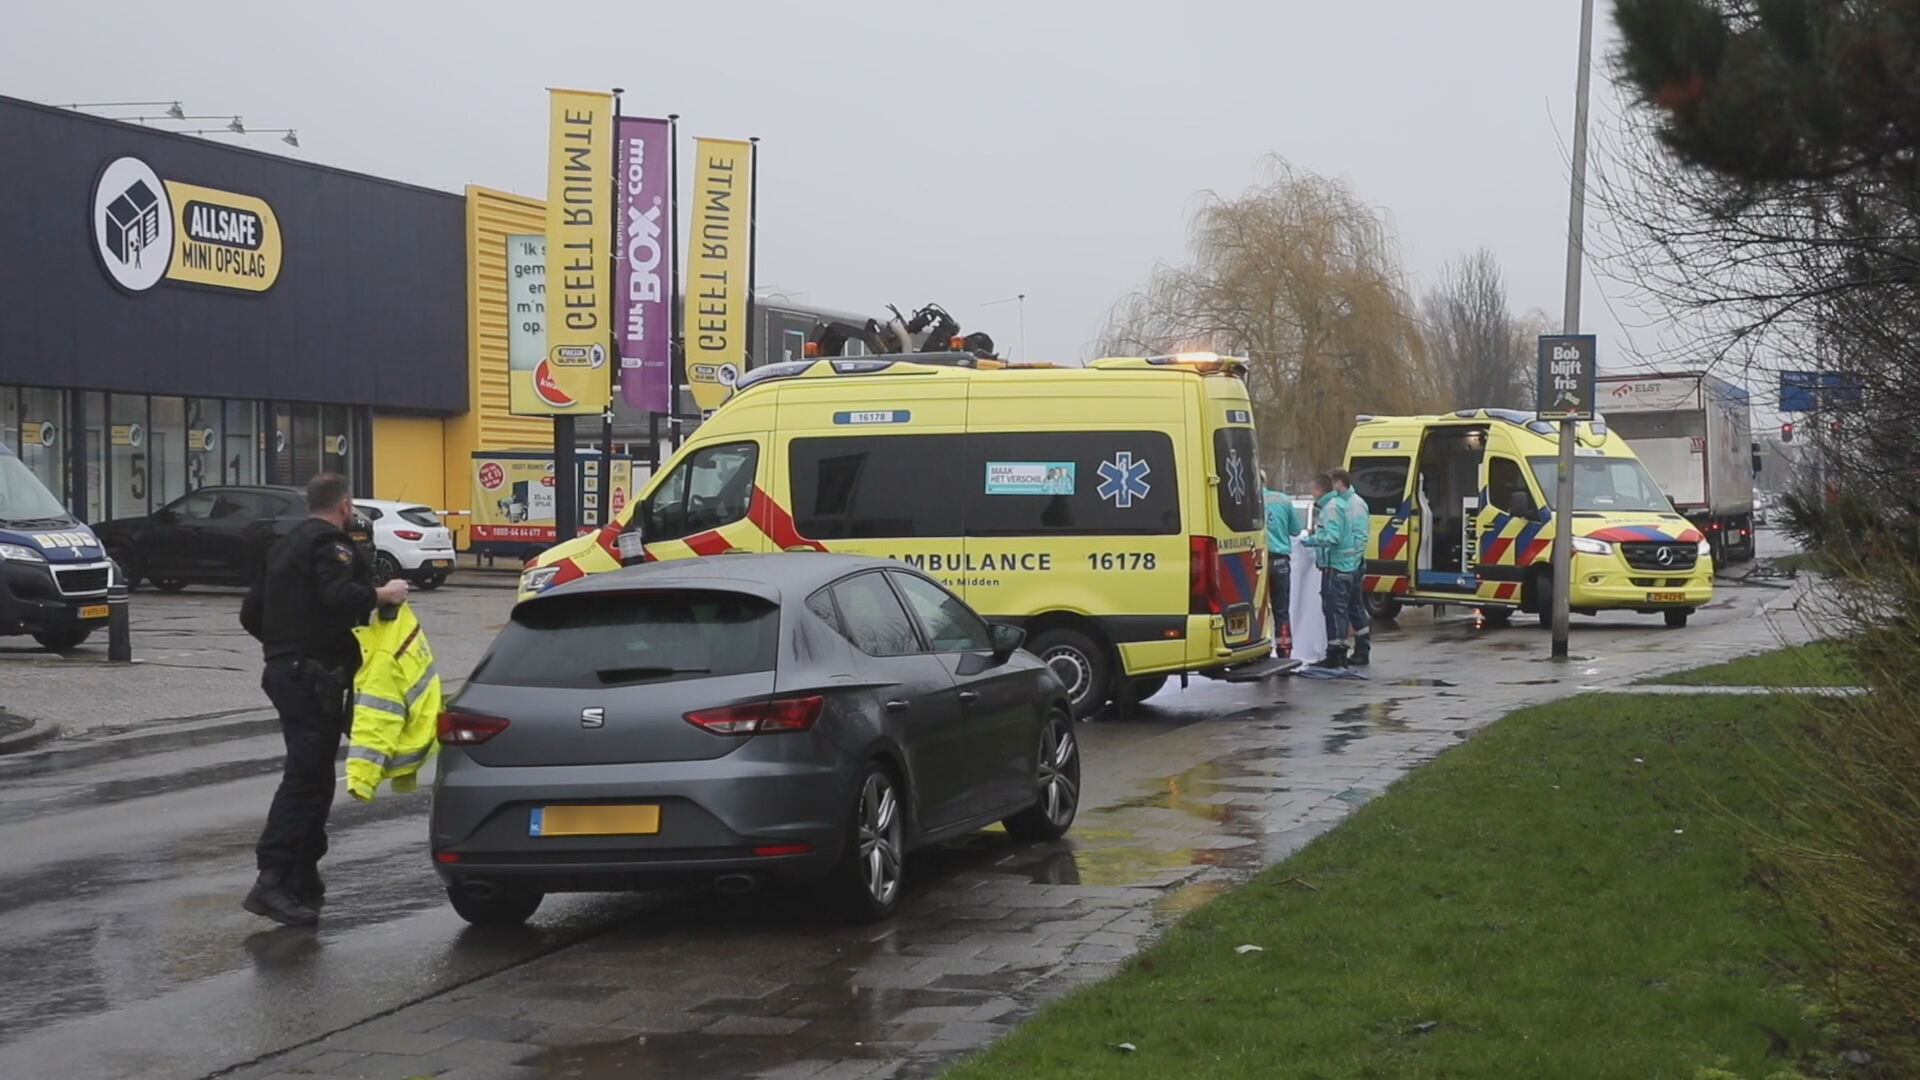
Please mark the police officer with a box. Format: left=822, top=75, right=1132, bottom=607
left=240, top=473, right=408, bottom=926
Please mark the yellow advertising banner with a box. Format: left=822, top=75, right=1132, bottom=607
left=163, top=180, right=282, bottom=291
left=683, top=137, right=754, bottom=413
left=520, top=88, right=614, bottom=416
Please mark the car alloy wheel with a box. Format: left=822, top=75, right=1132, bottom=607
left=857, top=770, right=903, bottom=909
left=1037, top=720, right=1079, bottom=828
left=1004, top=710, right=1081, bottom=842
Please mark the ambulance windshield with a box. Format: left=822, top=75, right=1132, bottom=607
left=1527, top=455, right=1672, bottom=514
left=0, top=453, right=71, bottom=525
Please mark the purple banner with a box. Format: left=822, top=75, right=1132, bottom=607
left=616, top=116, right=673, bottom=413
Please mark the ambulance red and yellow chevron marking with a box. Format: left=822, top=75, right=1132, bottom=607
left=540, top=487, right=822, bottom=589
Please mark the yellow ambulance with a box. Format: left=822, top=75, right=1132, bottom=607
left=520, top=353, right=1279, bottom=715
left=1341, top=408, right=1715, bottom=628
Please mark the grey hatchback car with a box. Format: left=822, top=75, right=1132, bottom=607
left=430, top=553, right=1079, bottom=925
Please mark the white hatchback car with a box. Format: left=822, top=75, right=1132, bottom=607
left=356, top=499, right=458, bottom=590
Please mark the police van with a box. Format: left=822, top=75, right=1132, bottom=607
left=1342, top=409, right=1715, bottom=628
left=522, top=353, right=1279, bottom=715
left=0, top=443, right=116, bottom=650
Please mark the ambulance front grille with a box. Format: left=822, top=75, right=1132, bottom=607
left=1621, top=543, right=1697, bottom=572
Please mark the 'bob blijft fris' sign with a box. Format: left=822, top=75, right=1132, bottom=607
left=90, top=156, right=283, bottom=295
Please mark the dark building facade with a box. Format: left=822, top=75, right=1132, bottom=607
left=0, top=95, right=466, bottom=522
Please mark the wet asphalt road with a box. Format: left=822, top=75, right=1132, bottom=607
left=0, top=552, right=1807, bottom=1080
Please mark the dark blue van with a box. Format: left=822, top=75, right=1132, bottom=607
left=0, top=443, right=114, bottom=650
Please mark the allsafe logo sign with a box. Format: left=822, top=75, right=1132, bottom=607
left=90, top=155, right=283, bottom=295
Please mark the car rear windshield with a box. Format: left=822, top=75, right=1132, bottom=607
left=471, top=589, right=779, bottom=689
left=399, top=506, right=442, bottom=527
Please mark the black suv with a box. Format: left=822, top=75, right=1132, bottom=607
left=95, top=486, right=376, bottom=592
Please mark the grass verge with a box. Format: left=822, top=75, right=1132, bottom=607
left=1646, top=641, right=1860, bottom=688
left=946, top=693, right=1826, bottom=1080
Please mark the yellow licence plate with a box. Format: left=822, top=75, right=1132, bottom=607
left=1647, top=591, right=1687, bottom=604
left=78, top=604, right=109, bottom=619
left=530, top=804, right=660, bottom=837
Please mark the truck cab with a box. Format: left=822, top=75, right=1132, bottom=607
left=0, top=443, right=115, bottom=651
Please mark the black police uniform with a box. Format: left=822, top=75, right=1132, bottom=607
left=240, top=516, right=376, bottom=888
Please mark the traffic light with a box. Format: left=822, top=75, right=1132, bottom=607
left=1781, top=421, right=1795, bottom=443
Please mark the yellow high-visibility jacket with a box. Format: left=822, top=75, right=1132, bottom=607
left=347, top=602, right=441, bottom=801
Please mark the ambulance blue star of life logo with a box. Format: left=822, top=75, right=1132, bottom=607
left=1225, top=448, right=1248, bottom=504
left=1097, top=452, right=1153, bottom=508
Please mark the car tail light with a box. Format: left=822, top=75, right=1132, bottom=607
left=434, top=851, right=461, bottom=864
left=1189, top=536, right=1220, bottom=615
left=685, top=694, right=824, bottom=736
left=752, top=843, right=813, bottom=857
left=439, top=709, right=510, bottom=745
left=395, top=529, right=424, bottom=541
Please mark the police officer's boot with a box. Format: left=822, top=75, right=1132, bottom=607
left=1318, top=642, right=1349, bottom=670
left=289, top=862, right=327, bottom=907
left=1350, top=632, right=1371, bottom=667
left=244, top=869, right=320, bottom=927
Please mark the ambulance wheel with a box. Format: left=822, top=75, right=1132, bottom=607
left=153, top=578, right=188, bottom=594
left=1031, top=628, right=1111, bottom=719
left=1125, top=676, right=1169, bottom=704
left=1531, top=572, right=1554, bottom=629
left=1664, top=609, right=1692, bottom=629
left=1364, top=593, right=1403, bottom=622
left=1478, top=606, right=1513, bottom=628
left=447, top=883, right=544, bottom=926
left=33, top=630, right=91, bottom=652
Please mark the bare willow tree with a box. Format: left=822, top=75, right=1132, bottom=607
left=1420, top=249, right=1542, bottom=411
left=1097, top=157, right=1436, bottom=480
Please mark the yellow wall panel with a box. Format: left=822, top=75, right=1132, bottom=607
left=371, top=415, right=447, bottom=509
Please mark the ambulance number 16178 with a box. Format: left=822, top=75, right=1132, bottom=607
left=1087, top=552, right=1157, bottom=571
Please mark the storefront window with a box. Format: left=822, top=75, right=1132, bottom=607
left=150, top=396, right=188, bottom=509
left=109, top=394, right=149, bottom=519
left=288, top=403, right=322, bottom=487
left=268, top=403, right=292, bottom=485
left=222, top=401, right=258, bottom=486
left=321, top=404, right=352, bottom=480
left=185, top=399, right=220, bottom=492
left=0, top=388, right=16, bottom=454
left=82, top=393, right=104, bottom=522
left=20, top=387, right=64, bottom=502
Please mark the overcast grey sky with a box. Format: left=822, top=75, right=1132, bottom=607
left=6, top=0, right=1658, bottom=375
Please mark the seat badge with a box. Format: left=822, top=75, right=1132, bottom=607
left=581, top=707, right=605, bottom=729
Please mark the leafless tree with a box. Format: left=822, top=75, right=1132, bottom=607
left=1096, top=156, right=1437, bottom=481
left=1419, top=249, right=1539, bottom=411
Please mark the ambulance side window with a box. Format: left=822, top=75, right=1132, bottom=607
left=789, top=435, right=966, bottom=539
left=964, top=431, right=1180, bottom=536
left=1347, top=456, right=1412, bottom=516
left=1488, top=457, right=1537, bottom=519
left=645, top=442, right=759, bottom=542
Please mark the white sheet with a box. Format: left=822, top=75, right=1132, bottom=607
left=1288, top=536, right=1326, bottom=665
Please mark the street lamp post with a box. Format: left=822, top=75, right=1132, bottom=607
left=982, top=294, right=1027, bottom=360
left=1550, top=0, right=1598, bottom=660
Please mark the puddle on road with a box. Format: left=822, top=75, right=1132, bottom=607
left=1322, top=700, right=1408, bottom=756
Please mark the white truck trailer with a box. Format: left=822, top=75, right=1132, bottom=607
left=1595, top=370, right=1759, bottom=563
